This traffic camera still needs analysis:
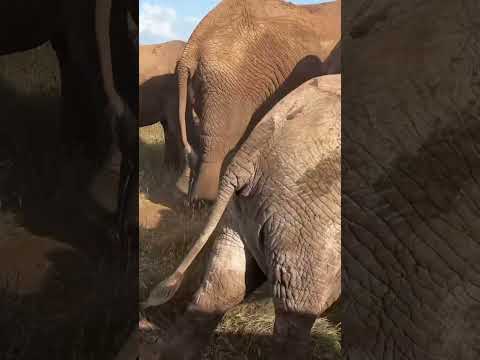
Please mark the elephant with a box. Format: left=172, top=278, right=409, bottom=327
left=341, top=0, right=480, bottom=359
left=176, top=0, right=341, bottom=201
left=0, top=0, right=138, bottom=239
left=139, top=40, right=199, bottom=177
left=143, top=74, right=341, bottom=359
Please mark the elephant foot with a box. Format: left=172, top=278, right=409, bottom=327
left=104, top=218, right=137, bottom=264
left=270, top=311, right=316, bottom=360
left=108, top=225, right=122, bottom=244
left=154, top=309, right=222, bottom=360
left=138, top=338, right=164, bottom=360
left=175, top=164, right=191, bottom=195
left=141, top=334, right=204, bottom=360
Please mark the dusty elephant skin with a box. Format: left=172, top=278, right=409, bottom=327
left=140, top=40, right=199, bottom=178
left=145, top=75, right=341, bottom=359
left=342, top=1, right=480, bottom=359
left=176, top=0, right=341, bottom=201
left=0, top=0, right=138, bottom=240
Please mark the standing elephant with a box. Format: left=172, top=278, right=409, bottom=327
left=0, top=0, right=138, bottom=239
left=176, top=0, right=341, bottom=201
left=342, top=0, right=480, bottom=359
left=140, top=40, right=198, bottom=177
left=143, top=75, right=341, bottom=360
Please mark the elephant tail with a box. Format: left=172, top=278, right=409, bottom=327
left=177, top=62, right=193, bottom=155
left=142, top=180, right=235, bottom=308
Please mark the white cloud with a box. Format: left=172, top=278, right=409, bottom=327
left=184, top=16, right=200, bottom=24
left=139, top=3, right=178, bottom=41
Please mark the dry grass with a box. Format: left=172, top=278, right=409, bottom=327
left=139, top=123, right=208, bottom=300
left=139, top=123, right=341, bottom=359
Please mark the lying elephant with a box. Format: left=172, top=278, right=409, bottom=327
left=140, top=40, right=198, bottom=179
left=176, top=0, right=341, bottom=201
left=143, top=75, right=341, bottom=359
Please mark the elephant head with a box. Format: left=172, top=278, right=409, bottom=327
left=175, top=0, right=341, bottom=202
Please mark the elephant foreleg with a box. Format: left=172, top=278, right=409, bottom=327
left=51, top=35, right=89, bottom=156
left=271, top=310, right=316, bottom=360
left=114, top=104, right=138, bottom=245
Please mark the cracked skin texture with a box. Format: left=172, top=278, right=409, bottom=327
left=229, top=74, right=341, bottom=318
left=342, top=0, right=480, bottom=359
left=176, top=0, right=341, bottom=201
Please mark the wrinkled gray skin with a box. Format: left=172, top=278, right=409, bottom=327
left=140, top=40, right=198, bottom=179
left=342, top=1, right=480, bottom=359
left=177, top=0, right=341, bottom=201
left=147, top=75, right=341, bottom=359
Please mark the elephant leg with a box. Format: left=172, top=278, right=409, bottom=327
left=268, top=232, right=340, bottom=360
left=165, top=96, right=185, bottom=174
left=59, top=6, right=123, bottom=165
left=154, top=212, right=265, bottom=359
left=113, top=155, right=131, bottom=239
left=271, top=310, right=316, bottom=360
left=113, top=104, right=138, bottom=245
left=51, top=35, right=85, bottom=156
left=60, top=7, right=138, bottom=228
left=51, top=34, right=103, bottom=199
left=163, top=130, right=181, bottom=172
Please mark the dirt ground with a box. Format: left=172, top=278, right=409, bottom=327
left=138, top=123, right=341, bottom=359
left=0, top=43, right=136, bottom=360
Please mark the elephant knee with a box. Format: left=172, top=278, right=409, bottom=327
left=190, top=269, right=247, bottom=314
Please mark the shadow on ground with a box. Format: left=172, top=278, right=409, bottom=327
left=139, top=285, right=341, bottom=360
left=0, top=45, right=136, bottom=360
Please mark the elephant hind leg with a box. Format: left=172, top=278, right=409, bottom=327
left=154, top=211, right=265, bottom=359
left=271, top=310, right=316, bottom=360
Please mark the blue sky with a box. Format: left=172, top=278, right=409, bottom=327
left=139, top=0, right=333, bottom=44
